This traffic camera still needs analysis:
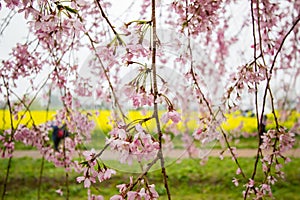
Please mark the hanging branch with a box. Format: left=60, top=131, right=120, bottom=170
left=37, top=86, right=52, bottom=200
left=94, top=0, right=123, bottom=45
left=85, top=31, right=128, bottom=123
left=245, top=1, right=263, bottom=197
left=63, top=139, right=70, bottom=200
left=245, top=1, right=300, bottom=198
left=1, top=76, right=15, bottom=200
left=184, top=0, right=247, bottom=180
left=151, top=0, right=171, bottom=199
left=0, top=10, right=16, bottom=36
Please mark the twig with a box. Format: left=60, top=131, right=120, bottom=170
left=0, top=10, right=16, bottom=36
left=151, top=0, right=171, bottom=199
left=245, top=1, right=262, bottom=198
left=245, top=2, right=300, bottom=198
left=94, top=0, right=123, bottom=45
left=125, top=155, right=160, bottom=195
left=270, top=15, right=300, bottom=74
left=91, top=143, right=110, bottom=162
left=37, top=86, right=52, bottom=200
left=1, top=76, right=15, bottom=200
left=63, top=138, right=70, bottom=200
left=85, top=31, right=128, bottom=122
left=185, top=0, right=248, bottom=182
left=245, top=1, right=269, bottom=197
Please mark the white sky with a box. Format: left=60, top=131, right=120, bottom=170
left=0, top=1, right=298, bottom=112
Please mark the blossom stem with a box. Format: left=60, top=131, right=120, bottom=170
left=38, top=89, right=52, bottom=199
left=63, top=139, right=70, bottom=200
left=184, top=0, right=248, bottom=184
left=94, top=0, right=123, bottom=45
left=151, top=0, right=171, bottom=199
left=245, top=1, right=264, bottom=197
left=85, top=31, right=127, bottom=122
left=1, top=76, right=15, bottom=200
left=37, top=156, right=45, bottom=200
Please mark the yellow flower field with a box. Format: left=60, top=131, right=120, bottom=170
left=0, top=109, right=298, bottom=134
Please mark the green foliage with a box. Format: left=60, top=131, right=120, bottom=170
left=1, top=157, right=300, bottom=199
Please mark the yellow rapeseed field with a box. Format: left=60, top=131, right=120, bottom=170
left=0, top=109, right=298, bottom=134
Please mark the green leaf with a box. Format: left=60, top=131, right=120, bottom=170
left=64, top=6, right=78, bottom=14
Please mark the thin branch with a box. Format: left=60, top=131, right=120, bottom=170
left=270, top=15, right=300, bottom=74
left=260, top=15, right=300, bottom=136
left=91, top=143, right=110, bottom=162
left=151, top=0, right=171, bottom=199
left=94, top=0, right=123, bottom=45
left=0, top=10, right=16, bottom=36
left=1, top=76, right=15, bottom=200
left=63, top=139, right=70, bottom=200
left=184, top=0, right=248, bottom=182
left=245, top=0, right=268, bottom=197
left=125, top=155, right=160, bottom=195
left=189, top=52, right=248, bottom=180
left=85, top=31, right=128, bottom=122
left=38, top=86, right=52, bottom=200
left=245, top=1, right=262, bottom=198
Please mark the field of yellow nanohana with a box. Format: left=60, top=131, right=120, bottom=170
left=0, top=110, right=298, bottom=134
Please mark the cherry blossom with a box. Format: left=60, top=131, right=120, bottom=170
left=77, top=149, right=116, bottom=189
left=55, top=188, right=63, bottom=196
left=110, top=195, right=124, bottom=200
left=161, top=110, right=181, bottom=124
left=106, top=124, right=159, bottom=164
left=232, top=178, right=239, bottom=187
left=0, top=130, right=14, bottom=158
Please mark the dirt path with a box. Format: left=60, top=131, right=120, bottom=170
left=12, top=148, right=300, bottom=159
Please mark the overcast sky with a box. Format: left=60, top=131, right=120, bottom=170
left=0, top=1, right=298, bottom=112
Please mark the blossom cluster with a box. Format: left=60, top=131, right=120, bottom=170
left=106, top=124, right=159, bottom=165
left=226, top=63, right=268, bottom=107
left=241, top=127, right=295, bottom=199
left=76, top=149, right=116, bottom=188
left=260, top=128, right=295, bottom=154
left=1, top=43, right=40, bottom=85
left=111, top=177, right=159, bottom=200
left=0, top=129, right=14, bottom=158
left=168, top=0, right=222, bottom=35
left=124, top=85, right=154, bottom=108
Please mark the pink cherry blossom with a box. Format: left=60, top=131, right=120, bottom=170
left=236, top=168, right=241, bottom=175
left=98, top=169, right=116, bottom=182
left=161, top=110, right=181, bottom=124
left=248, top=179, right=255, bottom=188
left=76, top=175, right=95, bottom=188
left=192, top=128, right=203, bottom=140
left=83, top=149, right=97, bottom=161
left=94, top=196, right=104, bottom=200
left=4, top=0, right=20, bottom=8
left=232, top=178, right=239, bottom=187
left=127, top=191, right=138, bottom=200
left=110, top=195, right=124, bottom=200
left=55, top=189, right=63, bottom=196
left=76, top=176, right=85, bottom=184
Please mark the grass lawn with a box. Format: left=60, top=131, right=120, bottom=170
left=2, top=109, right=300, bottom=199
left=1, top=156, right=300, bottom=199
left=14, top=129, right=300, bottom=151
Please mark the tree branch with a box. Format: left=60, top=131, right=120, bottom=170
left=151, top=0, right=171, bottom=199
left=94, top=0, right=123, bottom=45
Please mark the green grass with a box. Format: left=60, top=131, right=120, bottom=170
left=85, top=130, right=299, bottom=150
left=13, top=129, right=300, bottom=151
left=1, top=157, right=300, bottom=199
